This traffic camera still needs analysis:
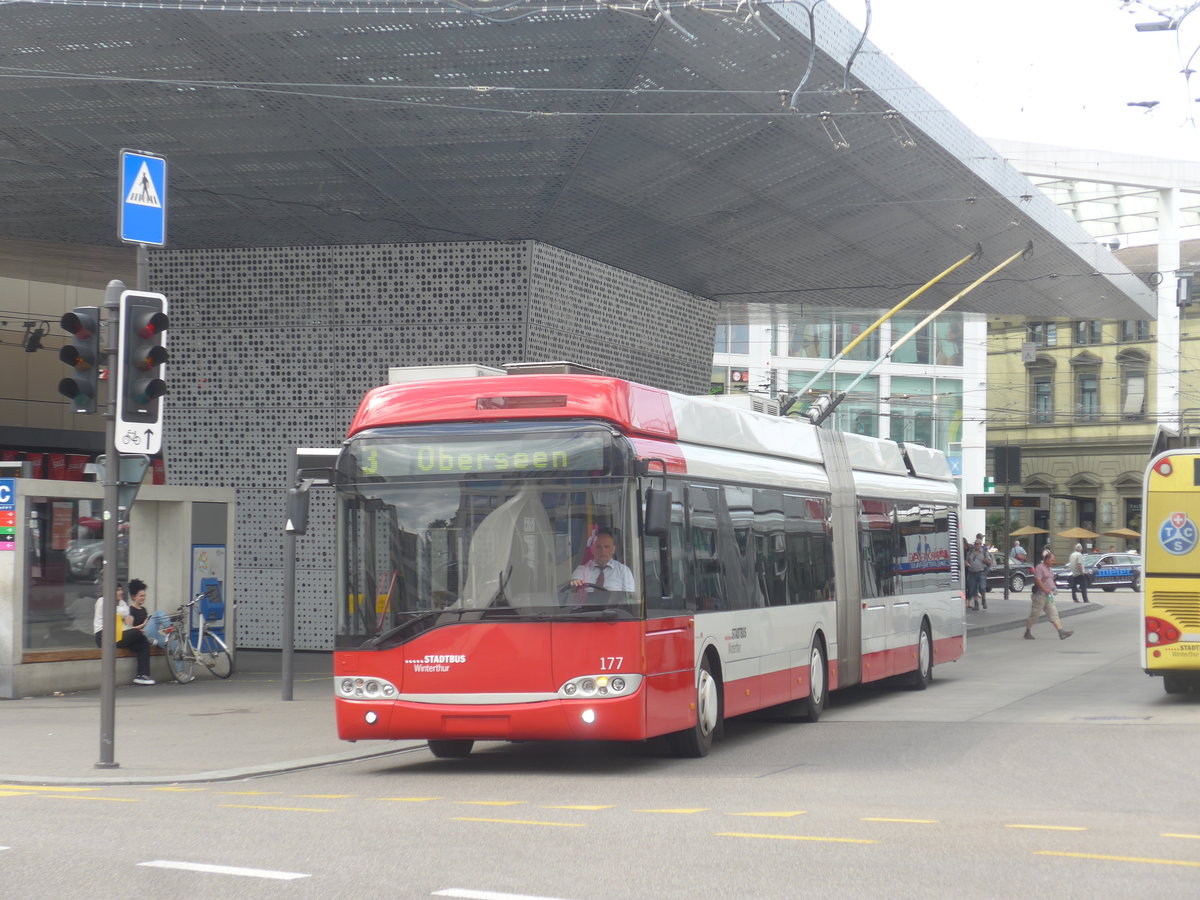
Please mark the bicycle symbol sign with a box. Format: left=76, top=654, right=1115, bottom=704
left=1159, top=512, right=1198, bottom=556
left=121, top=429, right=142, bottom=447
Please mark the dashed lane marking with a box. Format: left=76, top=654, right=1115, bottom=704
left=218, top=804, right=334, bottom=813
left=1163, top=833, right=1200, bottom=840
left=1005, top=824, right=1086, bottom=831
left=433, top=889, right=574, bottom=900
left=297, top=794, right=356, bottom=799
left=542, top=805, right=614, bottom=810
left=456, top=800, right=525, bottom=807
left=451, top=817, right=586, bottom=828
left=861, top=817, right=938, bottom=824
left=1035, top=851, right=1200, bottom=869
left=716, top=831, right=879, bottom=844
left=138, top=860, right=310, bottom=880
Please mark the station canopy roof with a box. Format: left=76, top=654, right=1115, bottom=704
left=0, top=1, right=1155, bottom=319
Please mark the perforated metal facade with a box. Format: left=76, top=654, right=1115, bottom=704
left=152, top=239, right=713, bottom=648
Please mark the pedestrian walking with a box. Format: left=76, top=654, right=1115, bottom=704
left=1024, top=549, right=1073, bottom=641
left=1068, top=543, right=1090, bottom=603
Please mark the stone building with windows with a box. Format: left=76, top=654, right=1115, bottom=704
left=985, top=238, right=1200, bottom=559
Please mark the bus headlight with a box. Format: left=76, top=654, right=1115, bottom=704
left=336, top=676, right=400, bottom=700
left=557, top=673, right=642, bottom=699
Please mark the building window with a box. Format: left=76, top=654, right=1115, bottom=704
left=714, top=320, right=750, bottom=355
left=1119, top=320, right=1150, bottom=342
left=1028, top=321, right=1057, bottom=347
left=1074, top=320, right=1102, bottom=345
left=1028, top=359, right=1055, bottom=424
left=1076, top=370, right=1099, bottom=422
left=1118, top=350, right=1149, bottom=420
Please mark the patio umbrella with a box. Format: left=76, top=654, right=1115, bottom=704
left=1057, top=526, right=1100, bottom=540
left=1010, top=525, right=1048, bottom=536
left=1103, top=527, right=1141, bottom=539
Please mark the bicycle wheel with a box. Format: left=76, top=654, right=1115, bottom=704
left=163, top=629, right=194, bottom=683
left=198, top=630, right=233, bottom=679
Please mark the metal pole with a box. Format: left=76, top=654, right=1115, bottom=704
left=281, top=449, right=297, bottom=701
left=96, top=279, right=124, bottom=769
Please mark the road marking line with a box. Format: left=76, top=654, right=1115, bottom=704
left=145, top=787, right=207, bottom=792
left=0, top=846, right=9, bottom=851
left=716, top=832, right=879, bottom=844
left=297, top=794, right=355, bottom=799
left=451, top=817, right=586, bottom=828
left=0, top=791, right=37, bottom=797
left=0, top=784, right=98, bottom=792
left=1163, top=833, right=1200, bottom=840
left=380, top=796, right=442, bottom=802
left=218, top=811, right=333, bottom=816
left=861, top=817, right=938, bottom=824
left=731, top=811, right=807, bottom=818
left=637, top=808, right=709, bottom=814
left=456, top=800, right=525, bottom=806
left=1035, top=851, right=1200, bottom=868
left=542, top=805, right=614, bottom=810
left=433, top=889, right=573, bottom=900
left=45, top=795, right=140, bottom=803
left=1006, top=824, right=1086, bottom=831
left=138, top=860, right=310, bottom=880
left=215, top=790, right=279, bottom=796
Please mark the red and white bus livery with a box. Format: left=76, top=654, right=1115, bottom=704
left=333, top=371, right=964, bottom=757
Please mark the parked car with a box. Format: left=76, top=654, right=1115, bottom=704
left=1054, top=552, right=1142, bottom=592
left=987, top=558, right=1034, bottom=592
left=64, top=538, right=104, bottom=583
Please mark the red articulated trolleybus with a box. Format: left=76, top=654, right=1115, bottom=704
left=332, top=368, right=964, bottom=758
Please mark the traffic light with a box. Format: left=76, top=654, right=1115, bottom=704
left=58, top=306, right=101, bottom=413
left=117, top=291, right=169, bottom=428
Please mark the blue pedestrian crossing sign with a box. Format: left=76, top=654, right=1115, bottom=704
left=119, top=150, right=167, bottom=246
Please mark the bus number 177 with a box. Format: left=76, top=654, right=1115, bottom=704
left=600, top=657, right=623, bottom=671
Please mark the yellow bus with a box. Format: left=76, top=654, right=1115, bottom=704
left=1143, top=449, right=1200, bottom=694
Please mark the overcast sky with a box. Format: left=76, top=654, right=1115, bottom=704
left=827, top=0, right=1200, bottom=161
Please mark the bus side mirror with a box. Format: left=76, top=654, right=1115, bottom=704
left=286, top=485, right=311, bottom=535
left=644, top=487, right=670, bottom=537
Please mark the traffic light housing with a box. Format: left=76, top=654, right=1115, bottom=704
left=117, top=291, right=169, bottom=429
left=58, top=306, right=101, bottom=413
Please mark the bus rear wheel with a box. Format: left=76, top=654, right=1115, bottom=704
left=801, top=641, right=827, bottom=721
left=1163, top=674, right=1191, bottom=695
left=428, top=739, right=474, bottom=758
left=907, top=623, right=933, bottom=690
left=668, top=656, right=721, bottom=758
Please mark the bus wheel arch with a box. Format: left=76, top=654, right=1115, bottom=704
left=667, top=648, right=723, bottom=758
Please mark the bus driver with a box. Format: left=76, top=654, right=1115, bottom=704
left=571, top=529, right=635, bottom=593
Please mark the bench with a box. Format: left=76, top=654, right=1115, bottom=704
left=22, top=647, right=165, bottom=664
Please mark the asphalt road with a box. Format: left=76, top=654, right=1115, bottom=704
left=4, top=596, right=1198, bottom=899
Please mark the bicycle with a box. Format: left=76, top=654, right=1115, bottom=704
left=161, top=585, right=234, bottom=683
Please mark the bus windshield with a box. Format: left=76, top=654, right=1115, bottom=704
left=335, top=424, right=640, bottom=648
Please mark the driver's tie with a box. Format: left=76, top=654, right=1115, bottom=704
left=595, top=564, right=606, bottom=589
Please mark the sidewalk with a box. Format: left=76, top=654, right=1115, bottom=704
left=0, top=650, right=424, bottom=787
left=1, top=598, right=1100, bottom=787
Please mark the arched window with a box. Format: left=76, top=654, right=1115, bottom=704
left=1070, top=351, right=1101, bottom=423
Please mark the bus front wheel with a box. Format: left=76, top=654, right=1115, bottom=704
left=668, top=656, right=721, bottom=758
left=428, top=739, right=474, bottom=758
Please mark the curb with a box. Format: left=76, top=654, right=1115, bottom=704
left=966, top=600, right=1103, bottom=638
left=0, top=744, right=427, bottom=788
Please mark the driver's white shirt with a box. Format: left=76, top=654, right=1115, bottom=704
left=571, top=558, right=635, bottom=591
